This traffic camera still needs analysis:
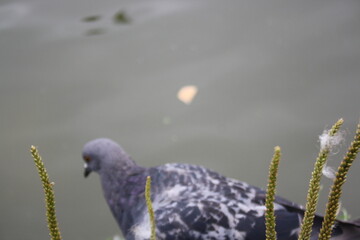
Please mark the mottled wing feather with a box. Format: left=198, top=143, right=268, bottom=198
left=145, top=163, right=305, bottom=240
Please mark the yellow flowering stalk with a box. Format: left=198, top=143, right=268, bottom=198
left=318, top=123, right=360, bottom=240
left=30, top=146, right=62, bottom=240
left=298, top=119, right=344, bottom=240
left=265, top=146, right=281, bottom=240
left=145, top=176, right=156, bottom=240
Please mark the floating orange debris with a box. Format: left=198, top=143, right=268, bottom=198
left=177, top=85, right=198, bottom=105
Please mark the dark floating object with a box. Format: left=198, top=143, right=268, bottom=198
left=113, top=10, right=130, bottom=24
left=85, top=28, right=106, bottom=36
left=82, top=15, right=101, bottom=22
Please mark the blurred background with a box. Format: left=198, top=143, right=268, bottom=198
left=1, top=0, right=360, bottom=239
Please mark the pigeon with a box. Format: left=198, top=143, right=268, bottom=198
left=82, top=138, right=360, bottom=240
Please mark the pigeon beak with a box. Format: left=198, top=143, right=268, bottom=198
left=84, top=163, right=91, bottom=178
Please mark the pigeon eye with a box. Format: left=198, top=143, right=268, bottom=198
left=83, top=156, right=91, bottom=163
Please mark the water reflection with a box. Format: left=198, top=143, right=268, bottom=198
left=113, top=10, right=131, bottom=24
left=82, top=15, right=101, bottom=23
left=81, top=10, right=130, bottom=36
left=0, top=3, right=29, bottom=30
left=85, top=28, right=106, bottom=36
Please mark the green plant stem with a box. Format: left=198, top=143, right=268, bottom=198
left=298, top=119, right=343, bottom=240
left=145, top=176, right=156, bottom=240
left=265, top=146, right=281, bottom=240
left=318, top=123, right=360, bottom=240
left=30, top=146, right=62, bottom=240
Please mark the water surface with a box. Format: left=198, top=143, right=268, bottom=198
left=1, top=0, right=360, bottom=239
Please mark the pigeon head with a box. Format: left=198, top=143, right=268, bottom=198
left=82, top=138, right=135, bottom=177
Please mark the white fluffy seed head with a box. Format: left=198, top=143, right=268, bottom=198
left=322, top=165, right=336, bottom=179
left=319, top=129, right=345, bottom=151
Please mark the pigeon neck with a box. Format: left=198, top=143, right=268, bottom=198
left=100, top=164, right=147, bottom=235
left=99, top=152, right=137, bottom=175
left=99, top=159, right=138, bottom=187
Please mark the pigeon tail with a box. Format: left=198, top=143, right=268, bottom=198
left=329, top=219, right=360, bottom=240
